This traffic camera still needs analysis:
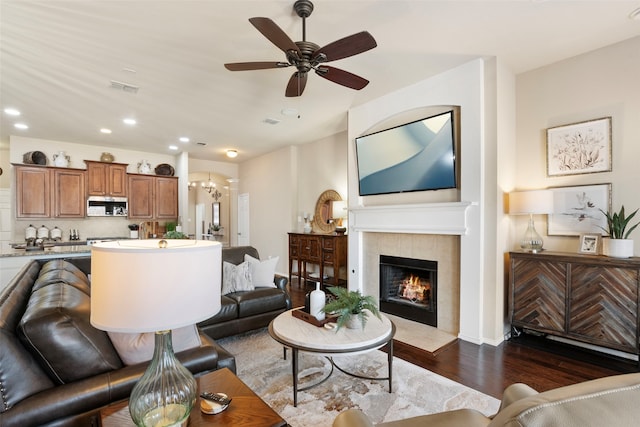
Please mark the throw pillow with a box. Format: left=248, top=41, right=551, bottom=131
left=244, top=254, right=278, bottom=288
left=222, top=261, right=253, bottom=294
left=108, top=325, right=202, bottom=366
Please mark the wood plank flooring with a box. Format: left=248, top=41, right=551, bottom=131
left=288, top=281, right=638, bottom=400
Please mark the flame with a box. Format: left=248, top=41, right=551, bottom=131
left=400, top=274, right=431, bottom=303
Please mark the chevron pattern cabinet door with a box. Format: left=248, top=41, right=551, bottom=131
left=569, top=264, right=639, bottom=353
left=512, top=258, right=567, bottom=333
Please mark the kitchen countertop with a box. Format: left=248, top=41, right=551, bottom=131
left=1, top=244, right=91, bottom=258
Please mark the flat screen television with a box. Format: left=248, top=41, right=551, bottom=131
left=355, top=110, right=458, bottom=196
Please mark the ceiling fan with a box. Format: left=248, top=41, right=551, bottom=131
left=224, top=0, right=377, bottom=97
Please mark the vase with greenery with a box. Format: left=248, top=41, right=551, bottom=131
left=322, top=287, right=381, bottom=330
left=599, top=205, right=639, bottom=258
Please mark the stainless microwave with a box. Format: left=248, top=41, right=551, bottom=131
left=86, top=196, right=128, bottom=217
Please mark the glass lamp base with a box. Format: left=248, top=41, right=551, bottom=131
left=129, top=331, right=197, bottom=427
left=520, top=214, right=544, bottom=253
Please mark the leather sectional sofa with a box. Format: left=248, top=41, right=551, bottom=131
left=0, top=245, right=289, bottom=427
left=0, top=257, right=236, bottom=427
left=333, top=372, right=640, bottom=427
left=197, top=245, right=292, bottom=339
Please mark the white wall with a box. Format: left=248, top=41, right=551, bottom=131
left=237, top=133, right=348, bottom=276
left=516, top=36, right=640, bottom=255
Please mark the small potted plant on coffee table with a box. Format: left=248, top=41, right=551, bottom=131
left=600, top=205, right=639, bottom=258
left=322, top=287, right=381, bottom=330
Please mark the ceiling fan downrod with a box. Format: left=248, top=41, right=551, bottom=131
left=293, top=0, right=314, bottom=42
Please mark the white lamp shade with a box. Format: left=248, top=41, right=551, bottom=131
left=509, top=190, right=554, bottom=215
left=90, top=239, right=221, bottom=333
left=331, top=200, right=348, bottom=219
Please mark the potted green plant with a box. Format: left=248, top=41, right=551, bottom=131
left=599, top=205, right=639, bottom=258
left=322, top=287, right=381, bottom=330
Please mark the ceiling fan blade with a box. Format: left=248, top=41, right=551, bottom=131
left=315, top=66, right=369, bottom=90
left=314, top=31, right=377, bottom=62
left=249, top=17, right=301, bottom=55
left=224, top=62, right=289, bottom=71
left=285, top=72, right=308, bottom=97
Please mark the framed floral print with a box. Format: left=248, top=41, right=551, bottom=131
left=547, top=183, right=611, bottom=236
left=546, top=117, right=612, bottom=177
left=578, top=234, right=601, bottom=254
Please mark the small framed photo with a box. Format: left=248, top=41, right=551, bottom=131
left=546, top=117, right=612, bottom=177
left=578, top=234, right=601, bottom=254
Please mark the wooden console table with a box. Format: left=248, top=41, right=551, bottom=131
left=288, top=232, right=347, bottom=288
left=509, top=251, right=640, bottom=357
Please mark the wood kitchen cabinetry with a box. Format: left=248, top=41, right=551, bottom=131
left=85, top=160, right=128, bottom=197
left=288, top=233, right=347, bottom=288
left=127, top=174, right=178, bottom=220
left=14, top=164, right=85, bottom=218
left=510, top=251, right=640, bottom=356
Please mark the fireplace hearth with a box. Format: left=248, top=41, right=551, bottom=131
left=379, top=255, right=437, bottom=327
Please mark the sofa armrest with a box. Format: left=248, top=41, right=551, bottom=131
left=274, top=274, right=288, bottom=290
left=496, top=383, right=538, bottom=412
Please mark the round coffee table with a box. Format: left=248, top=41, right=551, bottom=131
left=268, top=309, right=395, bottom=406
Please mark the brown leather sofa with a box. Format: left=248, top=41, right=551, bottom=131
left=333, top=372, right=640, bottom=427
left=0, top=257, right=236, bottom=427
left=197, top=245, right=292, bottom=339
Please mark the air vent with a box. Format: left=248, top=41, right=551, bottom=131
left=109, top=80, right=139, bottom=94
left=196, top=142, right=207, bottom=146
left=263, top=118, right=281, bottom=125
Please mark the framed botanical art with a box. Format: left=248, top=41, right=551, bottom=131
left=547, top=183, right=611, bottom=236
left=546, top=117, right=612, bottom=177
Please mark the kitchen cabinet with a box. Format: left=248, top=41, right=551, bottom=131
left=85, top=160, right=128, bottom=197
left=510, top=251, right=640, bottom=356
left=53, top=168, right=85, bottom=217
left=127, top=174, right=178, bottom=220
left=288, top=233, right=347, bottom=288
left=14, top=164, right=85, bottom=218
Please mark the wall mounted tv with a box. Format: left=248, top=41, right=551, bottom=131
left=355, top=109, right=459, bottom=196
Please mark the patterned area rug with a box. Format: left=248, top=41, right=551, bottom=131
left=217, top=329, right=500, bottom=427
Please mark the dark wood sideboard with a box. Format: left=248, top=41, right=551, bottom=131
left=288, top=232, right=347, bottom=288
left=509, top=251, right=640, bottom=357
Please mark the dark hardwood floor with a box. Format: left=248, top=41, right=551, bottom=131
left=288, top=281, right=638, bottom=400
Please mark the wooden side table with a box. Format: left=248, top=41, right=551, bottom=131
left=100, top=368, right=287, bottom=427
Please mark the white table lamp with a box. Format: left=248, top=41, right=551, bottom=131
left=331, top=200, right=348, bottom=234
left=91, top=239, right=221, bottom=427
left=509, top=190, right=554, bottom=253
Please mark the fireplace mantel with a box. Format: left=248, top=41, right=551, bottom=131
left=350, top=201, right=473, bottom=235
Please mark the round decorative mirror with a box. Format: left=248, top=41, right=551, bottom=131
left=312, top=189, right=342, bottom=233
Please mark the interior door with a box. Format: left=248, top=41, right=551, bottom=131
left=237, top=193, right=250, bottom=246
left=195, top=203, right=205, bottom=240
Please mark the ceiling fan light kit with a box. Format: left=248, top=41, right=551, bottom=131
left=224, top=0, right=376, bottom=97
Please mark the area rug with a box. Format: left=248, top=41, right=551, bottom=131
left=217, top=329, right=499, bottom=427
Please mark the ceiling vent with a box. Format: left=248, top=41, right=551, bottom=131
left=263, top=118, right=281, bottom=125
left=109, top=80, right=139, bottom=94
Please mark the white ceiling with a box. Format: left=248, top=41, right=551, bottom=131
left=2, top=1, right=639, bottom=162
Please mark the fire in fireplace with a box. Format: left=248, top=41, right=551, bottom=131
left=379, top=255, right=437, bottom=327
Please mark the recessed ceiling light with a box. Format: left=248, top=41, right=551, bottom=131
left=226, top=149, right=238, bottom=158
left=4, top=107, right=20, bottom=116
left=100, top=128, right=112, bottom=134
left=14, top=123, right=28, bottom=130
left=630, top=7, right=640, bottom=20
left=179, top=137, right=190, bottom=143
left=123, top=118, right=137, bottom=125
left=169, top=145, right=178, bottom=150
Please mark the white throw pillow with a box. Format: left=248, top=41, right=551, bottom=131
left=108, top=324, right=202, bottom=366
left=244, top=254, right=279, bottom=288
left=222, top=261, right=253, bottom=294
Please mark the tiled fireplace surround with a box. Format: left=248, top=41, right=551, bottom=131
left=351, top=202, right=471, bottom=336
